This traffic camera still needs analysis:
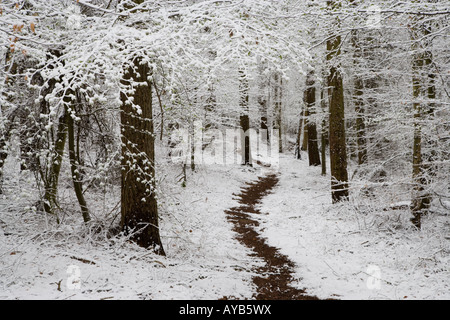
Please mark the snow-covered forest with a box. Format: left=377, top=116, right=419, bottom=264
left=0, top=0, right=449, bottom=301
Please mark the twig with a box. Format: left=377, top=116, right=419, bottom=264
left=77, top=0, right=128, bottom=17
left=70, top=256, right=97, bottom=265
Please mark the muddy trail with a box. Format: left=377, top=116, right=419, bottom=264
left=225, top=174, right=320, bottom=300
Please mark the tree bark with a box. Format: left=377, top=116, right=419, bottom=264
left=295, top=108, right=303, bottom=160
left=304, top=70, right=321, bottom=166
left=42, top=110, right=68, bottom=221
left=350, top=10, right=368, bottom=167
left=257, top=58, right=269, bottom=144
left=320, top=88, right=328, bottom=176
left=239, top=68, right=251, bottom=166
left=120, top=57, right=165, bottom=255
left=65, top=94, right=90, bottom=224
left=278, top=76, right=283, bottom=153
left=273, top=72, right=283, bottom=154
left=301, top=107, right=308, bottom=151
left=327, top=28, right=349, bottom=203
left=411, top=52, right=425, bottom=229
left=410, top=21, right=435, bottom=229
left=0, top=113, right=15, bottom=194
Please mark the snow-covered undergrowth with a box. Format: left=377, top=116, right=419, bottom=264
left=258, top=154, right=449, bottom=300
left=0, top=149, right=261, bottom=300
left=1, top=148, right=448, bottom=300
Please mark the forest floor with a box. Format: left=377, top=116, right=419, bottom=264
left=0, top=150, right=449, bottom=300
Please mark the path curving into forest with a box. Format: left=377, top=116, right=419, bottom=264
left=225, top=173, right=320, bottom=300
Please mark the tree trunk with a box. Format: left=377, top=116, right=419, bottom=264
left=257, top=58, right=269, bottom=144
left=295, top=108, right=303, bottom=160
left=320, top=88, right=328, bottom=176
left=152, top=81, right=165, bottom=141
left=0, top=54, right=15, bottom=192
left=304, top=70, right=321, bottom=166
left=350, top=17, right=368, bottom=167
left=190, top=120, right=196, bottom=171
left=35, top=49, right=67, bottom=219
left=410, top=21, right=435, bottom=229
left=120, top=57, right=165, bottom=255
left=42, top=110, right=68, bottom=221
left=65, top=94, right=90, bottom=224
left=273, top=72, right=283, bottom=154
left=301, top=107, right=308, bottom=151
left=354, top=77, right=367, bottom=166
left=278, top=76, right=283, bottom=153
left=0, top=114, right=15, bottom=194
left=411, top=53, right=425, bottom=229
left=307, top=122, right=321, bottom=167
left=327, top=29, right=349, bottom=203
left=351, top=31, right=368, bottom=166
left=239, top=68, right=251, bottom=166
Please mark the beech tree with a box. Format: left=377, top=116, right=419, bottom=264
left=326, top=0, right=349, bottom=203
left=120, top=56, right=164, bottom=253
left=0, top=0, right=448, bottom=248
left=303, top=69, right=321, bottom=166
left=239, top=68, right=251, bottom=166
left=409, top=11, right=438, bottom=230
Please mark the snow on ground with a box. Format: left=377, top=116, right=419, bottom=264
left=257, top=154, right=450, bottom=300
left=0, top=151, right=261, bottom=300
left=0, top=148, right=448, bottom=300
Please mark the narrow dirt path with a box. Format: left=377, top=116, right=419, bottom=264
left=226, top=173, right=319, bottom=300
